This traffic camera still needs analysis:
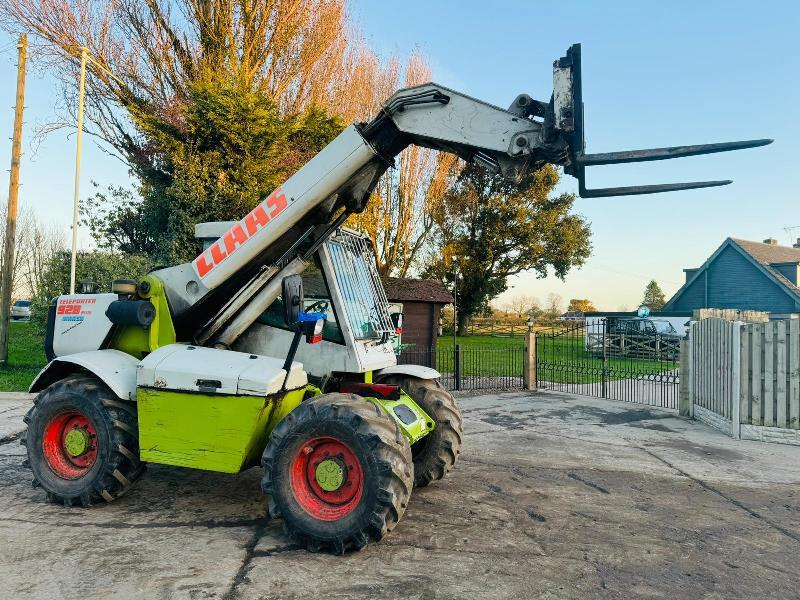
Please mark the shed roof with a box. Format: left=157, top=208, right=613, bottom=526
left=382, top=277, right=454, bottom=304
left=302, top=271, right=453, bottom=304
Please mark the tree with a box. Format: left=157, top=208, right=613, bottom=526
left=345, top=53, right=458, bottom=277
left=543, top=293, right=564, bottom=324
left=567, top=298, right=596, bottom=313
left=507, top=294, right=540, bottom=319
left=424, top=163, right=591, bottom=334
left=1, top=1, right=452, bottom=271
left=0, top=0, right=354, bottom=263
left=641, top=280, right=666, bottom=310
left=0, top=204, right=63, bottom=300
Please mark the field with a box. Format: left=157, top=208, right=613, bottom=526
left=0, top=322, right=46, bottom=392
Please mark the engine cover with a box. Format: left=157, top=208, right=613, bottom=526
left=48, top=294, right=118, bottom=358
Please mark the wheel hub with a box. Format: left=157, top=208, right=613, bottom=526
left=290, top=437, right=364, bottom=521
left=315, top=458, right=345, bottom=492
left=64, top=427, right=91, bottom=457
left=42, top=411, right=98, bottom=480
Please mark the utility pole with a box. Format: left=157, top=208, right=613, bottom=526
left=69, top=47, right=87, bottom=294
left=0, top=34, right=28, bottom=364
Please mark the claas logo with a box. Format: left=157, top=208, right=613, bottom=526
left=194, top=189, right=288, bottom=278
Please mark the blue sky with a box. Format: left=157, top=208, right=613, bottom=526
left=0, top=1, right=798, bottom=310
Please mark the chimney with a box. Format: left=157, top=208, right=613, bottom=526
left=763, top=238, right=778, bottom=246
left=794, top=238, right=800, bottom=249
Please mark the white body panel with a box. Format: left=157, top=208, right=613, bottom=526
left=376, top=365, right=442, bottom=380
left=137, top=344, right=307, bottom=395
left=29, top=350, right=139, bottom=400
left=386, top=83, right=541, bottom=155
left=51, top=293, right=117, bottom=357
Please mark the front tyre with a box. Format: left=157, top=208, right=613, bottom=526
left=377, top=375, right=463, bottom=487
left=261, top=393, right=413, bottom=554
left=22, top=375, right=144, bottom=506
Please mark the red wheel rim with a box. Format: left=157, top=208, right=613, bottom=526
left=42, top=411, right=98, bottom=480
left=290, top=436, right=364, bottom=521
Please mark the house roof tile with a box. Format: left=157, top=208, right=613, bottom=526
left=731, top=238, right=800, bottom=294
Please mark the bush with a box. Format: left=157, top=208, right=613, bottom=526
left=32, top=251, right=154, bottom=332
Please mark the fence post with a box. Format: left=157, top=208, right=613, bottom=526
left=731, top=322, right=742, bottom=439
left=454, top=344, right=462, bottom=391
left=688, top=321, right=695, bottom=419
left=523, top=328, right=536, bottom=390
left=601, top=319, right=608, bottom=399
left=679, top=339, right=690, bottom=416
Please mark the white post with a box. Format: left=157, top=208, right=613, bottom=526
left=731, top=322, right=742, bottom=439
left=70, top=47, right=88, bottom=294
left=688, top=321, right=695, bottom=419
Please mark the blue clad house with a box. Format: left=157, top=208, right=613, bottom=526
left=663, top=238, right=800, bottom=317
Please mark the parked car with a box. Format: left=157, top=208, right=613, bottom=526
left=10, top=299, right=31, bottom=321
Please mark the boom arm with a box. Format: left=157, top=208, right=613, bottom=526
left=152, top=43, right=771, bottom=343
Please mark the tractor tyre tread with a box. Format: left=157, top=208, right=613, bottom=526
left=377, top=375, right=463, bottom=487
left=261, top=393, right=412, bottom=554
left=22, top=374, right=144, bottom=506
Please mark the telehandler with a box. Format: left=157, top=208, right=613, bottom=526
left=22, top=44, right=769, bottom=553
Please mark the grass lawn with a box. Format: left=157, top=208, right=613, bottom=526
left=0, top=322, right=46, bottom=392
left=437, top=335, right=524, bottom=350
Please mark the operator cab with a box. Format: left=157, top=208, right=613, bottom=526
left=195, top=222, right=399, bottom=379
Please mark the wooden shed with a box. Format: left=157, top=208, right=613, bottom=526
left=382, top=278, right=453, bottom=351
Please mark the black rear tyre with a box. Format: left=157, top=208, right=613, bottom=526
left=261, top=393, right=413, bottom=554
left=377, top=375, right=463, bottom=487
left=22, top=374, right=144, bottom=506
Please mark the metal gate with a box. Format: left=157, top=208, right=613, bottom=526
left=536, top=319, right=680, bottom=409
left=398, top=345, right=524, bottom=391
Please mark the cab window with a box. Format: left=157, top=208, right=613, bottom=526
left=258, top=265, right=344, bottom=344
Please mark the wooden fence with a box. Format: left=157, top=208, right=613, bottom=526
left=687, top=318, right=739, bottom=421
left=684, top=317, right=800, bottom=442
left=465, top=319, right=532, bottom=337
left=740, top=319, right=800, bottom=429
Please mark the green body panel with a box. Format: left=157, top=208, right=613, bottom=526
left=369, top=391, right=434, bottom=444
left=137, top=387, right=306, bottom=473
left=110, top=275, right=176, bottom=359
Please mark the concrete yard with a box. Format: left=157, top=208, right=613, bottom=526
left=2, top=390, right=800, bottom=599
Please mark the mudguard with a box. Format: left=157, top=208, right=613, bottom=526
left=29, top=349, right=139, bottom=401
left=375, top=364, right=441, bottom=381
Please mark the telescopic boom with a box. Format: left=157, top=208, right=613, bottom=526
left=150, top=43, right=771, bottom=342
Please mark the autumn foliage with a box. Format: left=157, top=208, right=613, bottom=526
left=0, top=0, right=449, bottom=268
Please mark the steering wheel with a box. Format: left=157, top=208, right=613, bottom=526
left=305, top=300, right=329, bottom=314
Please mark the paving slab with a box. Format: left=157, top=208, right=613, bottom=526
left=1, top=390, right=799, bottom=599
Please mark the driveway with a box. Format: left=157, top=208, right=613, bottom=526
left=1, top=390, right=799, bottom=599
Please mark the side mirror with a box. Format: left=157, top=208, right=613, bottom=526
left=390, top=312, right=403, bottom=334
left=282, top=275, right=304, bottom=326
